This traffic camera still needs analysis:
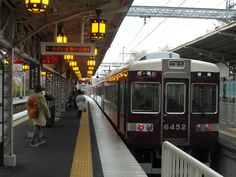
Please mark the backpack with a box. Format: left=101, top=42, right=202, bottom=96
left=27, top=96, right=39, bottom=119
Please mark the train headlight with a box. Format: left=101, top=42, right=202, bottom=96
left=146, top=124, right=153, bottom=131
left=196, top=124, right=201, bottom=131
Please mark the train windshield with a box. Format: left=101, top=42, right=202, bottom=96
left=165, top=83, right=185, bottom=113
left=131, top=83, right=160, bottom=113
left=192, top=84, right=217, bottom=113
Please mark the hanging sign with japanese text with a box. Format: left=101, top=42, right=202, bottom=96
left=41, top=42, right=95, bottom=56
left=29, top=65, right=40, bottom=89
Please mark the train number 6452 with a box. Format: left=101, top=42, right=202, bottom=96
left=163, top=124, right=187, bottom=131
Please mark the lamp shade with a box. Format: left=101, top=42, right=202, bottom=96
left=72, top=67, right=79, bottom=71
left=25, top=0, right=49, bottom=13
left=69, top=61, right=77, bottom=67
left=90, top=19, right=106, bottom=40
left=88, top=66, right=94, bottom=70
left=57, top=34, right=67, bottom=43
left=64, top=55, right=73, bottom=61
left=87, top=58, right=95, bottom=67
left=94, top=47, right=98, bottom=56
left=41, top=71, right=46, bottom=76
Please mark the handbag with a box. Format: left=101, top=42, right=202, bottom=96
left=45, top=117, right=53, bottom=128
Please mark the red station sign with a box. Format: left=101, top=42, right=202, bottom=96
left=41, top=55, right=59, bottom=64
left=41, top=42, right=95, bottom=56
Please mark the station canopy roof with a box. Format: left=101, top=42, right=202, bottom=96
left=171, top=21, right=236, bottom=69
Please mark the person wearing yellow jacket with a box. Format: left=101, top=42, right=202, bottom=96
left=27, top=85, right=51, bottom=148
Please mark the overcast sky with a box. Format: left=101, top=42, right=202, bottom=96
left=101, top=0, right=227, bottom=65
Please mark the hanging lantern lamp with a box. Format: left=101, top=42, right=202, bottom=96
left=56, top=34, right=67, bottom=43
left=22, top=64, right=30, bottom=71
left=69, top=61, right=77, bottom=67
left=41, top=71, right=47, bottom=76
left=90, top=9, right=107, bottom=40
left=88, top=66, right=94, bottom=70
left=24, top=0, right=49, bottom=14
left=87, top=58, right=95, bottom=67
left=73, top=67, right=79, bottom=71
left=64, top=55, right=74, bottom=61
left=56, top=24, right=67, bottom=43
left=94, top=47, right=98, bottom=56
left=87, top=70, right=93, bottom=75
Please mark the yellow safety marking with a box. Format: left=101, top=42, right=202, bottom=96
left=13, top=116, right=29, bottom=127
left=70, top=107, right=93, bottom=177
left=229, top=127, right=236, bottom=131
left=220, top=129, right=236, bottom=139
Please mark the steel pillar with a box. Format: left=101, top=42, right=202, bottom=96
left=3, top=48, right=16, bottom=166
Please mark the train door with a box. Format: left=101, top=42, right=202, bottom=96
left=118, top=80, right=126, bottom=135
left=101, top=85, right=105, bottom=110
left=162, top=79, right=189, bottom=145
left=117, top=81, right=120, bottom=130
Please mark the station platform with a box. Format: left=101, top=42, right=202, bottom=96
left=219, top=124, right=236, bottom=150
left=0, top=96, right=147, bottom=177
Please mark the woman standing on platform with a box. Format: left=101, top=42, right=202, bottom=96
left=27, top=85, right=51, bottom=148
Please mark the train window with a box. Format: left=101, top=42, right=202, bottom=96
left=192, top=84, right=217, bottom=113
left=131, top=82, right=160, bottom=113
left=165, top=83, right=185, bottom=113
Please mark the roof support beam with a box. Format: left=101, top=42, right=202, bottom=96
left=185, top=46, right=235, bottom=66
left=219, top=31, right=236, bottom=39
left=13, top=1, right=110, bottom=47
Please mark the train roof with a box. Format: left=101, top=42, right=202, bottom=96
left=94, top=58, right=219, bottom=85
left=128, top=58, right=219, bottom=72
left=138, top=52, right=180, bottom=60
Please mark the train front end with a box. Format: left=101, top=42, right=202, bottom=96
left=126, top=58, right=219, bottom=165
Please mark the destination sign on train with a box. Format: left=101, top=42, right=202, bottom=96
left=41, top=42, right=95, bottom=56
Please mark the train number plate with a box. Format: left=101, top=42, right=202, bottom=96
left=163, top=124, right=187, bottom=131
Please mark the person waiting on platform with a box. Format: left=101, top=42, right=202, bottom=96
left=27, top=85, right=51, bottom=148
left=76, top=89, right=86, bottom=118
left=66, top=90, right=76, bottom=110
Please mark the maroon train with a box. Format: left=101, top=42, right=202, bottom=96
left=91, top=55, right=219, bottom=174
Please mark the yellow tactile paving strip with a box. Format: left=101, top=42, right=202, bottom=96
left=70, top=107, right=93, bottom=177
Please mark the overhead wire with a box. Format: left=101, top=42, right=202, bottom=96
left=129, top=0, right=189, bottom=52
left=125, top=18, right=150, bottom=51
left=151, top=0, right=226, bottom=50
left=125, top=0, right=174, bottom=52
